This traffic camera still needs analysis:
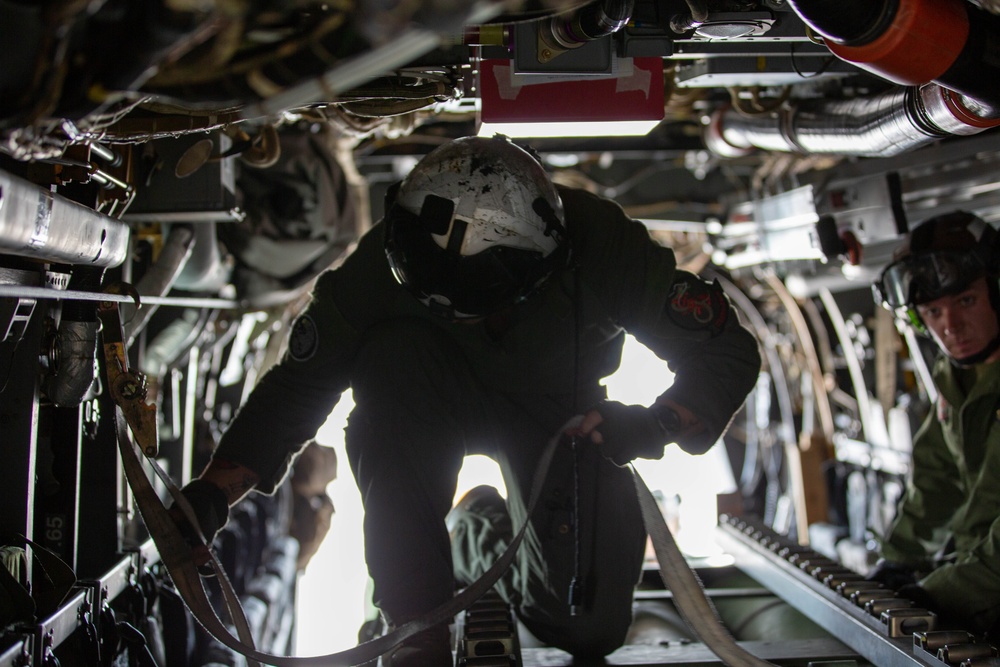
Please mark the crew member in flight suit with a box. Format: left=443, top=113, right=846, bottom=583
left=176, top=135, right=761, bottom=665
left=871, top=210, right=1000, bottom=636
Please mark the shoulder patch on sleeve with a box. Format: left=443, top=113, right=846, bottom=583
left=666, top=275, right=729, bottom=335
left=289, top=314, right=319, bottom=362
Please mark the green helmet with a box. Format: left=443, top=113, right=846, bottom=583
left=875, top=211, right=997, bottom=311
left=874, top=210, right=1000, bottom=363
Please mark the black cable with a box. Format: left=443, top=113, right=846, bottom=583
left=790, top=44, right=837, bottom=79
left=568, top=264, right=584, bottom=616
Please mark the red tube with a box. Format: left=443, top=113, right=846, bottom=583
left=825, top=0, right=969, bottom=85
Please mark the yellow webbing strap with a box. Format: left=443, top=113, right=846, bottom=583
left=632, top=466, right=778, bottom=667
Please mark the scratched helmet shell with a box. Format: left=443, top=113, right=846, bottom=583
left=384, top=135, right=569, bottom=319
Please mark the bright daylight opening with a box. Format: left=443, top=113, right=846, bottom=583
left=294, top=334, right=736, bottom=655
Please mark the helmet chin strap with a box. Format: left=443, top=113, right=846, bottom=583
left=951, top=333, right=1000, bottom=367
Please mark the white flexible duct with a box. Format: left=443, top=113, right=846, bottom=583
left=45, top=320, right=101, bottom=407
left=705, top=84, right=1000, bottom=158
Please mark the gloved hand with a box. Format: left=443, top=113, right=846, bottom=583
left=866, top=559, right=917, bottom=590
left=170, top=479, right=231, bottom=547
left=897, top=583, right=936, bottom=611
left=592, top=401, right=672, bottom=466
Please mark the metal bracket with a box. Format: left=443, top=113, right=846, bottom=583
left=0, top=640, right=29, bottom=667
left=2, top=298, right=36, bottom=344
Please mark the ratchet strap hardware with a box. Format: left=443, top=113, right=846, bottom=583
left=97, top=283, right=158, bottom=457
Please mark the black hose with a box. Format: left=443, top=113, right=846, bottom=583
left=579, top=0, right=632, bottom=39
left=568, top=265, right=585, bottom=616
left=935, top=5, right=1000, bottom=108
left=549, top=0, right=633, bottom=47
left=786, top=0, right=898, bottom=45
left=789, top=0, right=1000, bottom=107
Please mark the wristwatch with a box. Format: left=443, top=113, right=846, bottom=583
left=651, top=403, right=682, bottom=439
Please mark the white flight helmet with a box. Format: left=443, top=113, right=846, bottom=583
left=385, top=135, right=569, bottom=319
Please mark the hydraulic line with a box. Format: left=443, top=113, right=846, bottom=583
left=669, top=0, right=709, bottom=34
left=146, top=12, right=353, bottom=104
left=710, top=271, right=798, bottom=532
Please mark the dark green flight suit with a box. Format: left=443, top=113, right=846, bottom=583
left=881, top=356, right=1000, bottom=632
left=213, top=186, right=761, bottom=656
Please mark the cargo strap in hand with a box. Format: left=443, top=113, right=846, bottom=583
left=101, top=275, right=563, bottom=666
left=102, top=282, right=773, bottom=666
left=112, top=408, right=560, bottom=666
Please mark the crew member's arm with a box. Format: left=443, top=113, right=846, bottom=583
left=878, top=406, right=997, bottom=626
left=173, top=458, right=262, bottom=549
left=198, top=458, right=261, bottom=505
left=558, top=186, right=760, bottom=464
left=580, top=268, right=761, bottom=465
left=637, top=270, right=761, bottom=455
left=919, top=513, right=1000, bottom=630
left=175, top=266, right=363, bottom=544
left=569, top=398, right=706, bottom=466
left=879, top=411, right=963, bottom=568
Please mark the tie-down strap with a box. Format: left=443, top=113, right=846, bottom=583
left=115, top=409, right=562, bottom=666
left=118, top=406, right=776, bottom=667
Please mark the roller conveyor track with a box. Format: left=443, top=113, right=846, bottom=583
left=716, top=515, right=999, bottom=667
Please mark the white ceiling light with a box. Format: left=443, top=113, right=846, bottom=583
left=477, top=119, right=662, bottom=138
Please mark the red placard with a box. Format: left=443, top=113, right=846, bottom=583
left=480, top=57, right=665, bottom=123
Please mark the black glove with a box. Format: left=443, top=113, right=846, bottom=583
left=897, top=583, right=936, bottom=611
left=172, top=479, right=230, bottom=546
left=594, top=401, right=676, bottom=466
left=866, top=559, right=917, bottom=590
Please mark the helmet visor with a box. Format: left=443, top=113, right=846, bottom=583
left=386, top=210, right=556, bottom=318
left=876, top=250, right=988, bottom=309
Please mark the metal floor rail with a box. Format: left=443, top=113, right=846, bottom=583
left=715, top=515, right=998, bottom=667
